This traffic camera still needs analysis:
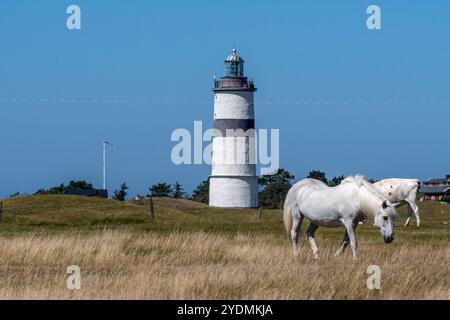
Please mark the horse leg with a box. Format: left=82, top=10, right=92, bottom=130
left=335, top=221, right=358, bottom=257
left=404, top=206, right=413, bottom=227
left=343, top=221, right=358, bottom=260
left=406, top=199, right=420, bottom=227
left=334, top=230, right=349, bottom=257
left=357, top=217, right=368, bottom=225
left=306, top=223, right=319, bottom=259
left=291, top=214, right=304, bottom=256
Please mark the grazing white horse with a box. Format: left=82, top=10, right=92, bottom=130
left=374, top=179, right=420, bottom=227
left=283, top=176, right=398, bottom=260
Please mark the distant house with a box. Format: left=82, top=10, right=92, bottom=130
left=64, top=189, right=108, bottom=198
left=419, top=175, right=450, bottom=201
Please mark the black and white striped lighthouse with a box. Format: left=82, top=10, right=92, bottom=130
left=209, top=49, right=258, bottom=208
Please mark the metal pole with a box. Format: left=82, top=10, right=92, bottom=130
left=0, top=202, right=3, bottom=224
left=103, top=140, right=106, bottom=190
left=258, top=207, right=262, bottom=222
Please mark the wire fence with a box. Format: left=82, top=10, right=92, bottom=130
left=0, top=199, right=159, bottom=224
left=0, top=204, right=147, bottom=212
left=0, top=199, right=448, bottom=226
left=0, top=198, right=272, bottom=225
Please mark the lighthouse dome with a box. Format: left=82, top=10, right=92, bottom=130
left=226, top=48, right=244, bottom=62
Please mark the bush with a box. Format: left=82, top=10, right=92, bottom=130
left=442, top=195, right=450, bottom=203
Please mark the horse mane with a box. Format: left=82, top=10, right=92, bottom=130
left=342, top=175, right=397, bottom=218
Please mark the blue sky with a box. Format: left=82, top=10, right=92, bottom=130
left=0, top=0, right=449, bottom=198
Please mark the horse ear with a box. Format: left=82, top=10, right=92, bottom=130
left=382, top=200, right=388, bottom=209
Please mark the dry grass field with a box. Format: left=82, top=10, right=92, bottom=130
left=0, top=195, right=449, bottom=299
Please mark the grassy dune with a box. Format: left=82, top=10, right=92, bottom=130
left=0, top=195, right=449, bottom=299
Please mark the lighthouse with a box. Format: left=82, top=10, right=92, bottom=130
left=209, top=48, right=258, bottom=208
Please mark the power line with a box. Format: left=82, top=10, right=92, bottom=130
left=0, top=98, right=448, bottom=106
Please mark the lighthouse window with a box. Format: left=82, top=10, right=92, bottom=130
left=225, top=61, right=244, bottom=77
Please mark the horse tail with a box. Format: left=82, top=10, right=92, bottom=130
left=283, top=191, right=293, bottom=236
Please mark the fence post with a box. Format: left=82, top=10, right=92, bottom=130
left=0, top=202, right=3, bottom=224
left=258, top=207, right=262, bottom=222
left=149, top=197, right=155, bottom=220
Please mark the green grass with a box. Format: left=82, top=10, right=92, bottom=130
left=0, top=195, right=281, bottom=234
left=1, top=195, right=449, bottom=244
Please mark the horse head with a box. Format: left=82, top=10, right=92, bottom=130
left=373, top=200, right=399, bottom=243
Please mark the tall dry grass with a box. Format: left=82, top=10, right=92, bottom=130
left=0, top=229, right=448, bottom=299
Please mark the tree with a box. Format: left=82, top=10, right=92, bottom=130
left=113, top=182, right=129, bottom=201
left=258, top=168, right=295, bottom=209
left=328, top=175, right=345, bottom=187
left=34, top=180, right=94, bottom=195
left=34, top=183, right=65, bottom=195
left=172, top=181, right=187, bottom=199
left=258, top=168, right=295, bottom=186
left=307, top=170, right=328, bottom=184
left=149, top=183, right=173, bottom=197
left=66, top=180, right=94, bottom=190
left=191, top=178, right=210, bottom=204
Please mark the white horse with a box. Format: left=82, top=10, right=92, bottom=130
left=283, top=175, right=398, bottom=260
left=374, top=179, right=420, bottom=227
